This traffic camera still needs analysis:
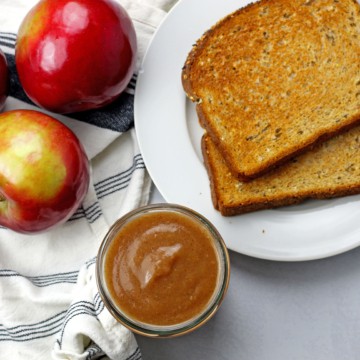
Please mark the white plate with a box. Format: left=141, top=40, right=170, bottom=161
left=134, top=0, right=360, bottom=261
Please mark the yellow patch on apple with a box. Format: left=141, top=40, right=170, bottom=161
left=0, top=131, right=66, bottom=201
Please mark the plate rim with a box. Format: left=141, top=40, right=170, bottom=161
left=134, top=0, right=360, bottom=262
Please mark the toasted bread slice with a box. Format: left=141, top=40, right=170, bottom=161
left=183, top=0, right=360, bottom=180
left=202, top=128, right=360, bottom=216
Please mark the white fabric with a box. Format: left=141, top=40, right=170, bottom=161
left=0, top=0, right=178, bottom=359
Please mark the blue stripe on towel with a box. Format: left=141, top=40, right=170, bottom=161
left=0, top=311, right=67, bottom=342
left=0, top=269, right=79, bottom=287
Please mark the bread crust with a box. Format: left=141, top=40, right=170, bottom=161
left=202, top=130, right=360, bottom=216
left=183, top=0, right=360, bottom=180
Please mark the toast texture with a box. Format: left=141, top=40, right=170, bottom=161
left=183, top=0, right=360, bottom=180
left=202, top=129, right=360, bottom=216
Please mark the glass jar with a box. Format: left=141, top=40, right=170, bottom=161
left=96, top=203, right=230, bottom=338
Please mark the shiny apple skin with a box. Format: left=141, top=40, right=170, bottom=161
left=0, top=110, right=90, bottom=234
left=0, top=48, right=9, bottom=112
left=15, top=0, right=137, bottom=114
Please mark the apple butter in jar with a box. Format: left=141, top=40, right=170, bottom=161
left=96, top=203, right=230, bottom=337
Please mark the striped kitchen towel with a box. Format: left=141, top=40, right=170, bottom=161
left=0, top=0, right=178, bottom=359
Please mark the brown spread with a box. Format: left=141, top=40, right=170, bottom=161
left=104, top=210, right=220, bottom=326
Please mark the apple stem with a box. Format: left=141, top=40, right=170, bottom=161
left=0, top=193, right=6, bottom=216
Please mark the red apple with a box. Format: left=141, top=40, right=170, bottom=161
left=15, top=0, right=137, bottom=114
left=0, top=110, right=90, bottom=234
left=0, top=48, right=9, bottom=112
